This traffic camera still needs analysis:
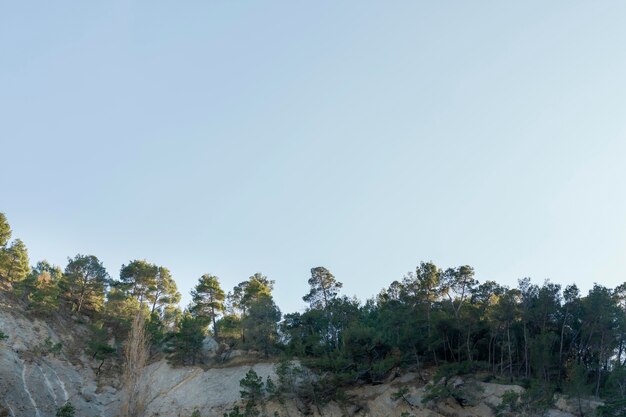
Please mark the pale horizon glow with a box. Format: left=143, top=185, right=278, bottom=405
left=2, top=1, right=626, bottom=313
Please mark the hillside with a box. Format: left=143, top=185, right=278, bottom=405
left=0, top=289, right=605, bottom=417
left=0, top=212, right=624, bottom=417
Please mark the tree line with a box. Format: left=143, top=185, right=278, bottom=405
left=1, top=212, right=625, bottom=415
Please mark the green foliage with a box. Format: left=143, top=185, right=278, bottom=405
left=597, top=398, right=626, bottom=417
left=3, top=209, right=626, bottom=412
left=165, top=312, right=205, bottom=365
left=422, top=380, right=466, bottom=406
left=25, top=262, right=62, bottom=315
left=223, top=405, right=245, bottom=417
left=0, top=213, right=11, bottom=247
left=0, top=329, right=8, bottom=341
left=265, top=376, right=277, bottom=401
left=55, top=402, right=75, bottom=417
left=240, top=368, right=265, bottom=405
left=516, top=380, right=555, bottom=414
left=222, top=369, right=268, bottom=417
left=191, top=410, right=201, bottom=417
left=63, top=254, right=109, bottom=313
left=191, top=274, right=225, bottom=337
left=598, top=363, right=626, bottom=417
left=242, top=295, right=281, bottom=356
left=87, top=323, right=117, bottom=373
left=146, top=311, right=166, bottom=347
left=0, top=238, right=30, bottom=282
left=421, top=362, right=486, bottom=407
left=150, top=266, right=181, bottom=315
left=495, top=390, right=521, bottom=416
left=302, top=267, right=343, bottom=309
left=215, top=314, right=242, bottom=344
left=269, top=358, right=314, bottom=406
left=391, top=386, right=409, bottom=401
left=564, top=362, right=592, bottom=403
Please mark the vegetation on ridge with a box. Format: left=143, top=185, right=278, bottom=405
left=1, top=211, right=626, bottom=416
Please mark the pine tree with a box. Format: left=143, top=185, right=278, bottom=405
left=165, top=312, right=205, bottom=365
left=119, top=260, right=159, bottom=307
left=148, top=266, right=180, bottom=315
left=0, top=238, right=30, bottom=282
left=303, top=267, right=342, bottom=310
left=63, top=254, right=109, bottom=313
left=191, top=274, right=225, bottom=337
left=0, top=213, right=11, bottom=247
left=243, top=295, right=281, bottom=357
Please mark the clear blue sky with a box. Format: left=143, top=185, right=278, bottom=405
left=2, top=1, right=626, bottom=313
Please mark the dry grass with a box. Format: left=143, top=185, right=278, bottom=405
left=120, top=312, right=150, bottom=417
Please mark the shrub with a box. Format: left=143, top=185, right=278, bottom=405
left=55, top=402, right=75, bottom=417
left=496, top=390, right=521, bottom=416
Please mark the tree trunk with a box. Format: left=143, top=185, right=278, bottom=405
left=523, top=320, right=529, bottom=378
left=595, top=333, right=604, bottom=397
left=507, top=324, right=513, bottom=382
left=212, top=306, right=218, bottom=338
left=558, top=307, right=569, bottom=385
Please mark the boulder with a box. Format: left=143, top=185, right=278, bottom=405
left=82, top=384, right=97, bottom=402
left=201, top=336, right=219, bottom=357
left=553, top=394, right=604, bottom=416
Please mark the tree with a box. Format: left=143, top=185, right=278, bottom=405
left=191, top=274, right=225, bottom=337
left=239, top=368, right=265, bottom=417
left=165, top=312, right=205, bottom=365
left=402, top=262, right=443, bottom=364
left=88, top=323, right=117, bottom=374
left=0, top=214, right=30, bottom=283
left=229, top=273, right=274, bottom=342
left=580, top=284, right=620, bottom=397
left=240, top=368, right=265, bottom=405
left=103, top=286, right=141, bottom=339
left=119, top=260, right=159, bottom=307
left=303, top=267, right=343, bottom=310
left=242, top=295, right=281, bottom=356
left=558, top=284, right=580, bottom=384
left=63, top=254, right=109, bottom=313
left=15, top=260, right=62, bottom=312
left=241, top=273, right=274, bottom=312
left=0, top=213, right=11, bottom=247
left=0, top=238, right=29, bottom=282
left=148, top=266, right=180, bottom=315
left=28, top=269, right=61, bottom=315
left=493, top=287, right=520, bottom=381
left=215, top=314, right=242, bottom=344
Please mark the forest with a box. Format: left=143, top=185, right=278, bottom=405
left=1, top=212, right=625, bottom=416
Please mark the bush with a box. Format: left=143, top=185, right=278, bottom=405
left=55, top=402, right=75, bottom=417
left=421, top=363, right=485, bottom=407
left=496, top=390, right=521, bottom=416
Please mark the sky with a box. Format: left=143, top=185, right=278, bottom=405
left=1, top=1, right=626, bottom=313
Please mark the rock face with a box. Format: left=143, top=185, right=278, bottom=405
left=0, top=294, right=116, bottom=417
left=0, top=291, right=605, bottom=417
left=141, top=361, right=277, bottom=416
